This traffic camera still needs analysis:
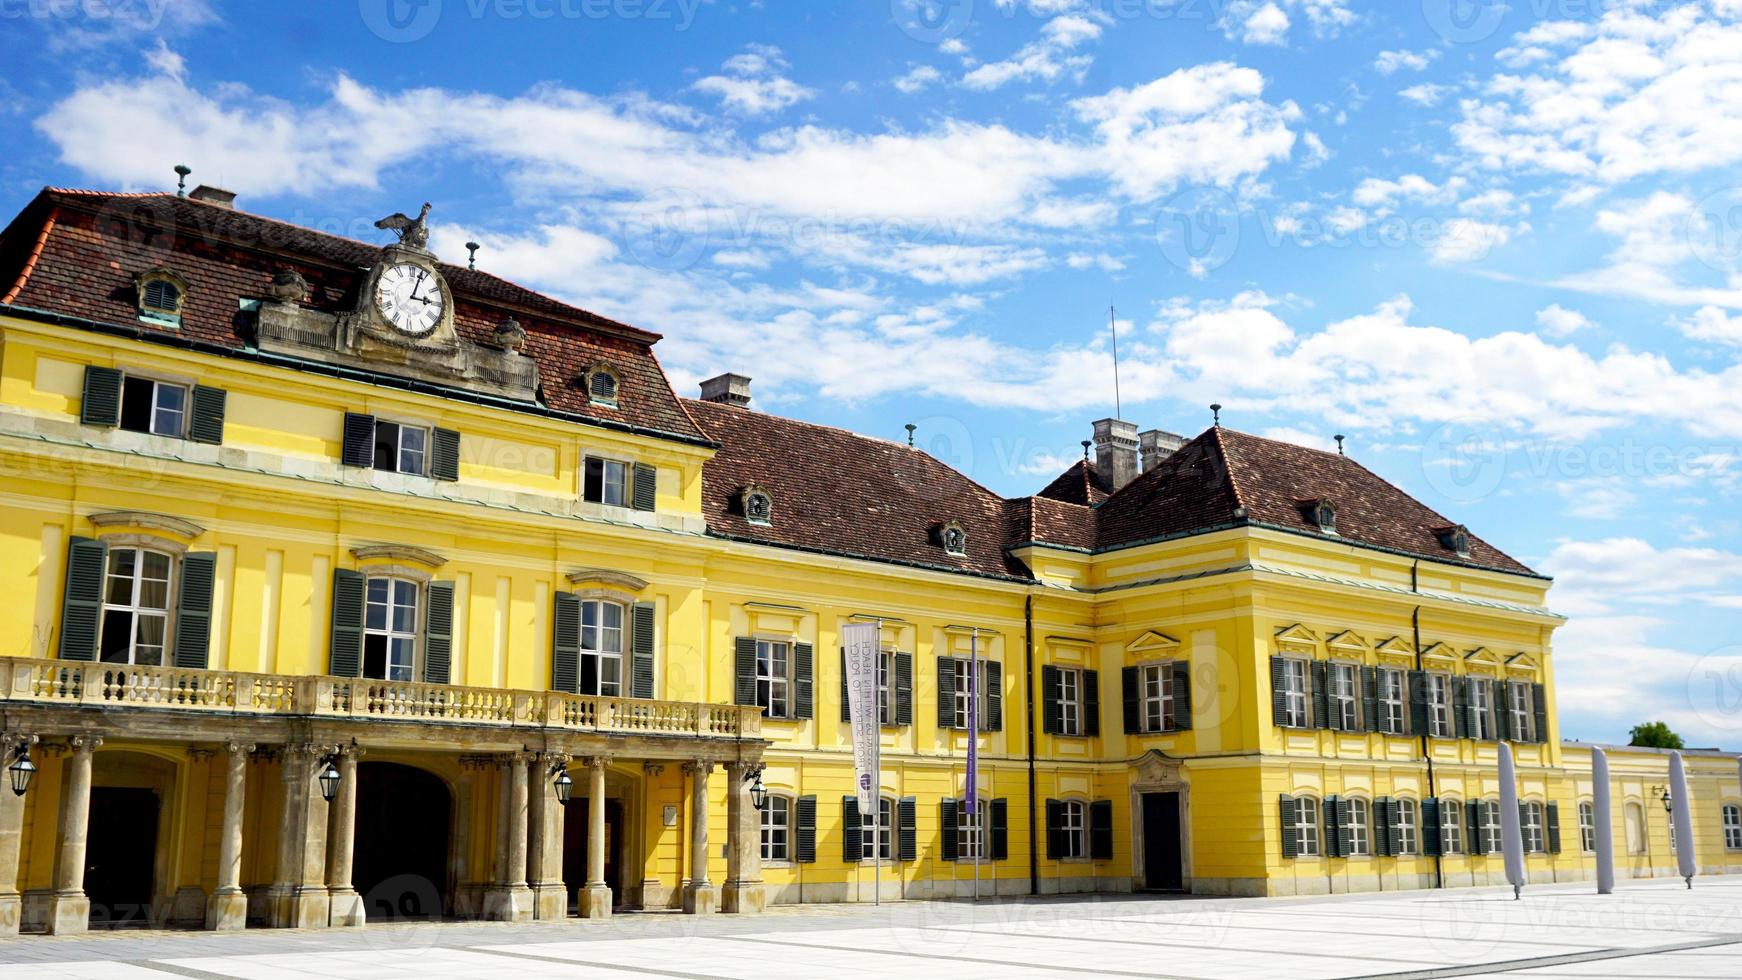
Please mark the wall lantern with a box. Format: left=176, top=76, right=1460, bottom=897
left=553, top=767, right=574, bottom=806
left=7, top=749, right=36, bottom=797
left=746, top=766, right=768, bottom=810
left=318, top=759, right=342, bottom=803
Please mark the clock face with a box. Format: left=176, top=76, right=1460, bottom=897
left=374, top=262, right=445, bottom=336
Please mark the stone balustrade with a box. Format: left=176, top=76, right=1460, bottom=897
left=0, top=657, right=762, bottom=740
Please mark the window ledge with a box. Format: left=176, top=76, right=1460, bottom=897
left=88, top=510, right=206, bottom=539
left=351, top=544, right=448, bottom=569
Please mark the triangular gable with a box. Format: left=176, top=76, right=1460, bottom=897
left=1125, top=631, right=1181, bottom=655
left=1274, top=624, right=1318, bottom=651
left=1374, top=636, right=1415, bottom=662
left=1325, top=630, right=1369, bottom=655
left=1419, top=641, right=1458, bottom=664
left=1464, top=646, right=1504, bottom=668
left=1504, top=651, right=1541, bottom=674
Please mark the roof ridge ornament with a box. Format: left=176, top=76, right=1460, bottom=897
left=374, top=202, right=432, bottom=251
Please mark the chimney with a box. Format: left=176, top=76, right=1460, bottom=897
left=1139, top=429, right=1187, bottom=472
left=188, top=185, right=237, bottom=209
left=1092, top=418, right=1139, bottom=490
left=699, top=373, right=751, bottom=408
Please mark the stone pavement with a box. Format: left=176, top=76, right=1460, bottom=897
left=1, top=878, right=1738, bottom=979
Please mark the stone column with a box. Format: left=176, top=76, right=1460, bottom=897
left=46, top=735, right=100, bottom=935
left=721, top=762, right=766, bottom=914
left=266, top=743, right=331, bottom=929
left=483, top=752, right=533, bottom=921
left=327, top=746, right=364, bottom=927
left=204, top=742, right=254, bottom=931
left=529, top=753, right=568, bottom=921
left=682, top=760, right=717, bottom=915
left=581, top=757, right=612, bottom=918
left=0, top=735, right=36, bottom=937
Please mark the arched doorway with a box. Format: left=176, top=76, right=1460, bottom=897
left=87, top=751, right=178, bottom=928
left=353, top=762, right=452, bottom=920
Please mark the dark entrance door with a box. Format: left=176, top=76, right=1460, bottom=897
left=85, top=787, right=159, bottom=927
left=1141, top=791, right=1184, bottom=891
left=353, top=762, right=452, bottom=920
left=563, top=798, right=624, bottom=911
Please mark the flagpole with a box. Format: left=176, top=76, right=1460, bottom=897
left=970, top=628, right=980, bottom=904
left=875, top=617, right=883, bottom=908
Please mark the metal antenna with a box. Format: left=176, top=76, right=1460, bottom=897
left=1211, top=403, right=1222, bottom=427
left=174, top=164, right=191, bottom=197
left=1335, top=434, right=1346, bottom=455
left=1081, top=440, right=1092, bottom=461
left=905, top=423, right=917, bottom=448
left=1109, top=304, right=1123, bottom=420
left=465, top=241, right=480, bottom=271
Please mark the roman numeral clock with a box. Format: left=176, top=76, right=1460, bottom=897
left=346, top=202, right=460, bottom=357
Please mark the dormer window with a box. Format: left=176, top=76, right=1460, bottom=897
left=584, top=362, right=620, bottom=407
left=136, top=269, right=187, bottom=325
left=938, top=520, right=967, bottom=556
left=1436, top=524, right=1471, bottom=558
left=1300, top=499, right=1336, bottom=535
left=740, top=485, right=773, bottom=526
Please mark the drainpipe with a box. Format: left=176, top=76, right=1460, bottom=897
left=1025, top=592, right=1039, bottom=896
left=1412, top=561, right=1444, bottom=889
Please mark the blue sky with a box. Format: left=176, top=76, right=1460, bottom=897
left=4, top=0, right=1742, bottom=745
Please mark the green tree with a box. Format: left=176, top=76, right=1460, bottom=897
left=1628, top=721, right=1684, bottom=749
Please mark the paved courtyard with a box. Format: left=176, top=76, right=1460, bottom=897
left=0, top=878, right=1738, bottom=979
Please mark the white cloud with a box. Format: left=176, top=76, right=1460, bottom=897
left=1551, top=193, right=1742, bottom=308
left=893, top=65, right=943, bottom=94
left=1221, top=0, right=1352, bottom=44
left=1352, top=173, right=1458, bottom=209
left=33, top=0, right=216, bottom=49
left=1375, top=49, right=1437, bottom=74
left=1554, top=478, right=1637, bottom=519
left=962, top=14, right=1101, bottom=90
left=1535, top=304, right=1596, bottom=337
left=1239, top=3, right=1290, bottom=45
left=1430, top=218, right=1517, bottom=264
left=1399, top=83, right=1449, bottom=106
left=1678, top=305, right=1742, bottom=345
left=693, top=45, right=814, bottom=115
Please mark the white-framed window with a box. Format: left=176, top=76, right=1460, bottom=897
left=1469, top=679, right=1496, bottom=740
left=950, top=658, right=973, bottom=730
left=1057, top=799, right=1088, bottom=859
left=119, top=376, right=188, bottom=437
left=579, top=599, right=625, bottom=696
left=1139, top=662, right=1176, bottom=733
left=1480, top=800, right=1504, bottom=854
left=583, top=456, right=630, bottom=507
left=1579, top=801, right=1597, bottom=853
left=1347, top=798, right=1372, bottom=857
left=1396, top=798, right=1419, bottom=855
left=956, top=798, right=986, bottom=860
left=1625, top=802, right=1647, bottom=855
left=99, top=547, right=174, bottom=665
left=1280, top=658, right=1310, bottom=727
left=759, top=795, right=790, bottom=862
left=1722, top=804, right=1742, bottom=851
left=876, top=649, right=894, bottom=725
left=363, top=576, right=418, bottom=681
left=1522, top=802, right=1545, bottom=853
left=861, top=797, right=893, bottom=861
left=372, top=420, right=428, bottom=475
left=756, top=639, right=790, bottom=718
left=1056, top=667, right=1083, bottom=737
left=1379, top=668, right=1406, bottom=735
left=1330, top=663, right=1359, bottom=730
left=1441, top=800, right=1465, bottom=855
left=1427, top=673, right=1453, bottom=737
left=1294, top=796, right=1321, bottom=857
left=1508, top=682, right=1534, bottom=741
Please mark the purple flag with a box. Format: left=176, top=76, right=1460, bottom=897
left=965, top=632, right=978, bottom=815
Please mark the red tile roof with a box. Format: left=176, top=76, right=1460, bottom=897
left=1036, top=459, right=1110, bottom=506
left=0, top=188, right=708, bottom=443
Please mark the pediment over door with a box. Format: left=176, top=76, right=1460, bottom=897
left=1131, top=749, right=1186, bottom=789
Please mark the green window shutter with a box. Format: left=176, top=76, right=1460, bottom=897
left=171, top=551, right=217, bottom=670
left=897, top=797, right=917, bottom=862
left=80, top=366, right=122, bottom=427
left=990, top=799, right=1008, bottom=861
left=937, top=657, right=957, bottom=729
left=631, top=463, right=657, bottom=512
left=1378, top=798, right=1398, bottom=857
left=630, top=602, right=656, bottom=699
left=188, top=385, right=227, bottom=445
left=1531, top=683, right=1549, bottom=743
left=1324, top=797, right=1343, bottom=858
left=551, top=591, right=581, bottom=694
left=1546, top=802, right=1562, bottom=854
left=1421, top=798, right=1442, bottom=856
left=1312, top=661, right=1331, bottom=729
left=842, top=797, right=861, bottom=862
left=1044, top=799, right=1063, bottom=860
left=430, top=427, right=461, bottom=481
left=1409, top=670, right=1430, bottom=736
left=793, top=642, right=814, bottom=719
left=1083, top=668, right=1101, bottom=738
left=341, top=413, right=376, bottom=468
left=795, top=796, right=817, bottom=863
left=1496, top=683, right=1514, bottom=741
left=1336, top=797, right=1354, bottom=858
left=423, top=581, right=454, bottom=684
left=982, top=660, right=1002, bottom=732
left=1089, top=800, right=1114, bottom=860
left=734, top=637, right=758, bottom=706
left=58, top=536, right=108, bottom=661
left=1041, top=665, right=1061, bottom=734
left=1453, top=676, right=1472, bottom=739
left=1122, top=665, right=1141, bottom=734
left=894, top=652, right=913, bottom=726
left=1172, top=660, right=1193, bottom=731
left=1362, top=667, right=1380, bottom=732
left=940, top=799, right=958, bottom=862
left=328, top=569, right=365, bottom=678
left=1467, top=800, right=1484, bottom=855
left=1279, top=796, right=1299, bottom=859
left=1270, top=656, right=1289, bottom=727
left=840, top=648, right=851, bottom=722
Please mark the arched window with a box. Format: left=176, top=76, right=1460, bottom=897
left=1480, top=799, right=1505, bottom=853
left=585, top=364, right=619, bottom=406
left=859, top=797, right=894, bottom=861
left=1578, top=801, right=1597, bottom=853
left=1293, top=796, right=1321, bottom=857
left=1440, top=798, right=1465, bottom=854
left=363, top=576, right=419, bottom=681
left=1347, top=797, right=1372, bottom=856
left=1723, top=804, right=1741, bottom=851
left=100, top=547, right=175, bottom=666
left=1055, top=799, right=1088, bottom=858
left=759, top=794, right=791, bottom=862
left=579, top=598, right=625, bottom=696
left=955, top=796, right=989, bottom=860
left=136, top=269, right=187, bottom=323
left=1395, top=798, right=1420, bottom=855
left=1522, top=801, right=1546, bottom=853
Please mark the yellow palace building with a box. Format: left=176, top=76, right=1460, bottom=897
left=0, top=185, right=1736, bottom=936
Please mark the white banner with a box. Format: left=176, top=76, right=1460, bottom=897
left=842, top=621, right=881, bottom=815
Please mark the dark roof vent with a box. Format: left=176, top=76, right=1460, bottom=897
left=1435, top=524, right=1471, bottom=557
left=188, top=185, right=237, bottom=209
left=700, top=373, right=751, bottom=408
